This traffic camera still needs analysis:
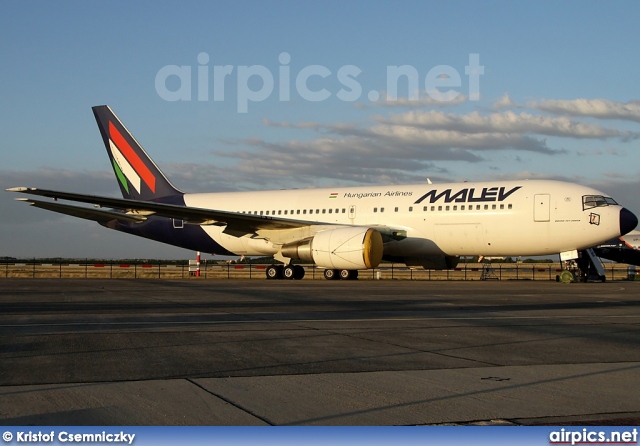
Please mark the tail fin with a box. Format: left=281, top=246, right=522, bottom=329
left=92, top=105, right=182, bottom=201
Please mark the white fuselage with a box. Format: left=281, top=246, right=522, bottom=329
left=621, top=230, right=640, bottom=250
left=183, top=179, right=627, bottom=259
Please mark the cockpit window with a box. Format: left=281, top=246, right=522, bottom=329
left=583, top=195, right=618, bottom=210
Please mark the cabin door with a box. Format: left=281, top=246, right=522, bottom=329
left=534, top=194, right=550, bottom=222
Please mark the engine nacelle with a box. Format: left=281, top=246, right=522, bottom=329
left=281, top=227, right=383, bottom=270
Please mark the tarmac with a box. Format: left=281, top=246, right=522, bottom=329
left=1, top=278, right=639, bottom=425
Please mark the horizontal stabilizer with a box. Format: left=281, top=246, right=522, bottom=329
left=16, top=198, right=147, bottom=223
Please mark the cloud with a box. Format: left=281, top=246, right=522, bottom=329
left=366, top=124, right=559, bottom=154
left=216, top=136, right=451, bottom=186
left=257, top=110, right=578, bottom=173
left=494, top=93, right=518, bottom=109
left=529, top=98, right=640, bottom=123
left=376, top=110, right=638, bottom=140
left=258, top=106, right=640, bottom=182
left=355, top=92, right=468, bottom=109
left=575, top=147, right=628, bottom=157
left=262, top=118, right=334, bottom=130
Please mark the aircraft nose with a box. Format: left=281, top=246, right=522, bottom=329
left=620, top=207, right=638, bottom=236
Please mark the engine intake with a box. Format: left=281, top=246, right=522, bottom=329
left=281, top=227, right=383, bottom=270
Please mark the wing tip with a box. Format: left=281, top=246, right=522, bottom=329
left=6, top=187, right=30, bottom=192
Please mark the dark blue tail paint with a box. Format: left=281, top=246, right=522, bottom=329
left=103, top=216, right=232, bottom=255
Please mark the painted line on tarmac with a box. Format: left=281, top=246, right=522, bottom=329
left=3, top=313, right=639, bottom=328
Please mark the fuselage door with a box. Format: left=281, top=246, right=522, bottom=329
left=348, top=205, right=356, bottom=221
left=534, top=194, right=550, bottom=222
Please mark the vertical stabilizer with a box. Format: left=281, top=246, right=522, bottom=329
left=92, top=105, right=182, bottom=200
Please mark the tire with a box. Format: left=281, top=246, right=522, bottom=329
left=323, top=269, right=339, bottom=280
left=283, top=265, right=296, bottom=280
left=293, top=265, right=305, bottom=280
left=558, top=270, right=574, bottom=283
left=339, top=269, right=358, bottom=280
left=266, top=264, right=283, bottom=280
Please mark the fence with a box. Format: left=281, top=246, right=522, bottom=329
left=1, top=261, right=637, bottom=281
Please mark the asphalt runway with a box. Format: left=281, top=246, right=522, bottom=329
left=1, top=278, right=639, bottom=425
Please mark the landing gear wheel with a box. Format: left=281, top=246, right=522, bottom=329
left=294, top=265, right=305, bottom=280
left=283, top=265, right=296, bottom=280
left=558, top=270, right=575, bottom=283
left=266, top=264, right=283, bottom=280
left=339, top=269, right=358, bottom=280
left=282, top=265, right=306, bottom=280
left=323, top=269, right=340, bottom=280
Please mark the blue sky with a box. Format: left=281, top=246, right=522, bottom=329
left=1, top=0, right=640, bottom=258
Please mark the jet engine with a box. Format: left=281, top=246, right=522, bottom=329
left=281, top=227, right=383, bottom=270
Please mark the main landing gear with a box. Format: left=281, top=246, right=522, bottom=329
left=324, top=269, right=358, bottom=280
left=265, top=264, right=305, bottom=280
left=265, top=265, right=359, bottom=280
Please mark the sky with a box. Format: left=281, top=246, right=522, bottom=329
left=1, top=0, right=640, bottom=259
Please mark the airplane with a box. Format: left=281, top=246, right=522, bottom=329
left=593, top=229, right=640, bottom=266
left=7, top=105, right=638, bottom=281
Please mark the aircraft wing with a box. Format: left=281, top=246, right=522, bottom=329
left=7, top=187, right=316, bottom=235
